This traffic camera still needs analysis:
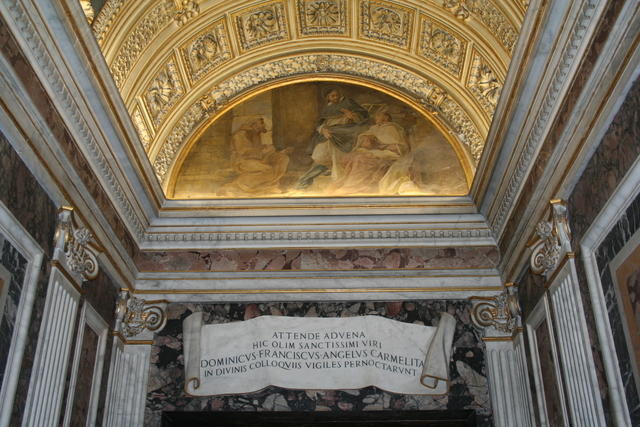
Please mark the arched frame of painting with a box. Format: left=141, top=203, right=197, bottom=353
left=167, top=76, right=474, bottom=200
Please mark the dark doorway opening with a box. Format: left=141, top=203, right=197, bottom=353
left=161, top=410, right=477, bottom=426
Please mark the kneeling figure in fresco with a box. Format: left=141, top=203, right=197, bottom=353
left=220, top=117, right=291, bottom=195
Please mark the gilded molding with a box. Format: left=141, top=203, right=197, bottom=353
left=179, top=17, right=232, bottom=84
left=79, top=0, right=94, bottom=24
left=360, top=0, right=414, bottom=49
left=529, top=200, right=571, bottom=277
left=109, top=0, right=176, bottom=88
left=116, top=291, right=167, bottom=338
left=91, top=0, right=125, bottom=45
left=131, top=106, right=152, bottom=151
left=443, top=0, right=517, bottom=53
left=471, top=285, right=520, bottom=336
left=297, top=0, right=348, bottom=36
left=54, top=207, right=101, bottom=282
left=468, top=52, right=503, bottom=116
left=418, top=16, right=467, bottom=78
left=490, top=1, right=598, bottom=236
left=152, top=54, right=484, bottom=183
left=232, top=2, right=290, bottom=52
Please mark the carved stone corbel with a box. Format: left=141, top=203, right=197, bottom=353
left=53, top=206, right=101, bottom=282
left=471, top=284, right=521, bottom=338
left=528, top=199, right=572, bottom=277
left=115, top=290, right=167, bottom=340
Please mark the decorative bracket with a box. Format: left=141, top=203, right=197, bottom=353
left=529, top=199, right=572, bottom=277
left=471, top=284, right=521, bottom=337
left=115, top=290, right=167, bottom=339
left=53, top=206, right=101, bottom=282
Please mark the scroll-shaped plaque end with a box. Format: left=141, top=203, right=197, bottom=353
left=183, top=312, right=204, bottom=395
left=420, top=312, right=456, bottom=391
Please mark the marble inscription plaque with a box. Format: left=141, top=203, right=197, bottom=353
left=183, top=314, right=455, bottom=395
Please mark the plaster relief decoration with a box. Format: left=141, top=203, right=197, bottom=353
left=470, top=285, right=520, bottom=336
left=443, top=0, right=518, bottom=53
left=180, top=18, right=232, bottom=84
left=109, top=0, right=176, bottom=88
left=131, top=106, right=152, bottom=151
left=116, top=291, right=167, bottom=339
left=443, top=0, right=470, bottom=20
left=468, top=52, right=503, bottom=115
left=529, top=200, right=571, bottom=277
left=418, top=16, right=467, bottom=77
left=297, top=0, right=348, bottom=36
left=144, top=59, right=184, bottom=127
left=360, top=0, right=414, bottom=49
left=233, top=2, right=289, bottom=52
left=174, top=0, right=199, bottom=26
left=183, top=313, right=456, bottom=395
left=171, top=82, right=469, bottom=198
left=55, top=207, right=100, bottom=281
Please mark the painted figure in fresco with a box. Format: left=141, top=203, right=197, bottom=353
left=220, top=117, right=291, bottom=195
left=297, top=88, right=369, bottom=188
left=329, top=112, right=410, bottom=194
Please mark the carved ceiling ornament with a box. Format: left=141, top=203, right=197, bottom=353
left=131, top=105, right=152, bottom=152
left=468, top=52, right=503, bottom=116
left=418, top=17, right=467, bottom=77
left=360, top=0, right=414, bottom=48
left=144, top=59, right=184, bottom=127
left=297, top=0, right=347, bottom=36
left=471, top=284, right=521, bottom=336
left=174, top=0, right=200, bottom=26
left=150, top=54, right=485, bottom=184
left=442, top=0, right=518, bottom=53
left=529, top=199, right=572, bottom=277
left=116, top=291, right=167, bottom=339
left=233, top=2, right=289, bottom=52
left=109, top=0, right=176, bottom=88
left=180, top=18, right=232, bottom=84
left=54, top=207, right=101, bottom=282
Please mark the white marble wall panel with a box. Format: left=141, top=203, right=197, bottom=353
left=485, top=335, right=534, bottom=427
left=22, top=267, right=81, bottom=427
left=547, top=259, right=605, bottom=425
left=103, top=341, right=151, bottom=427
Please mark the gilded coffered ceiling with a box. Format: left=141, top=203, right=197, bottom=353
left=88, top=0, right=528, bottom=194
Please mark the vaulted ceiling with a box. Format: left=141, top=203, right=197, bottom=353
left=89, top=0, right=529, bottom=194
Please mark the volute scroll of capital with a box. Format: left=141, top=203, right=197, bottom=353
left=115, top=290, right=168, bottom=340
left=470, top=284, right=521, bottom=336
left=528, top=199, right=572, bottom=277
left=53, top=207, right=102, bottom=282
